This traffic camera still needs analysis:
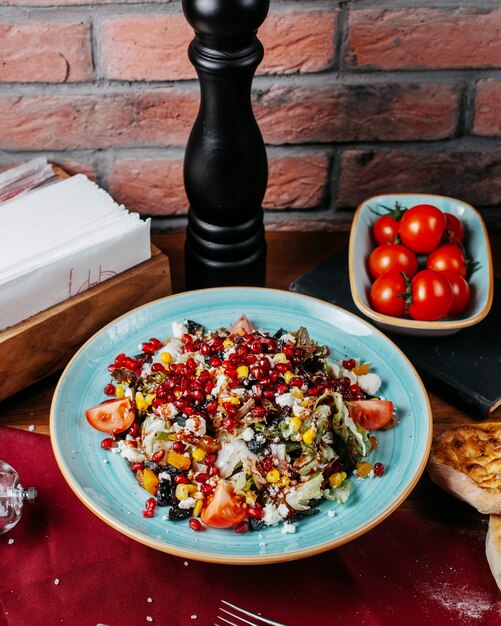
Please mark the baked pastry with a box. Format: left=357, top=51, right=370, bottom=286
left=486, top=515, right=501, bottom=591
left=427, top=423, right=501, bottom=514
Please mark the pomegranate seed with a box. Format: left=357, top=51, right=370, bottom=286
left=189, top=518, right=204, bottom=532
left=205, top=401, right=218, bottom=414
left=145, top=497, right=157, bottom=510
left=290, top=377, right=304, bottom=388
left=195, top=472, right=209, bottom=483
left=202, top=484, right=214, bottom=496
left=263, top=389, right=275, bottom=399
left=223, top=417, right=237, bottom=431
left=204, top=381, right=214, bottom=394
left=142, top=342, right=156, bottom=355
left=191, top=389, right=204, bottom=403
left=235, top=345, right=247, bottom=357
left=193, top=340, right=201, bottom=350
left=223, top=403, right=236, bottom=416
left=373, top=462, right=385, bottom=477
left=342, top=359, right=356, bottom=370
left=124, top=357, right=135, bottom=370
left=152, top=397, right=164, bottom=408
left=114, top=353, right=126, bottom=365
left=262, top=458, right=274, bottom=472
left=225, top=367, right=237, bottom=379
left=260, top=377, right=271, bottom=387
left=101, top=437, right=115, bottom=450
left=129, top=423, right=139, bottom=437
left=143, top=509, right=155, bottom=518
left=270, top=371, right=279, bottom=383
left=283, top=345, right=294, bottom=359
left=235, top=521, right=249, bottom=534
left=182, top=333, right=192, bottom=344
left=209, top=356, right=221, bottom=368
left=201, top=343, right=211, bottom=356
left=332, top=462, right=342, bottom=474
left=252, top=405, right=266, bottom=418
left=152, top=450, right=165, bottom=462
left=173, top=441, right=186, bottom=453
left=104, top=383, right=116, bottom=396
left=229, top=354, right=242, bottom=366
left=205, top=453, right=217, bottom=465
left=248, top=505, right=264, bottom=520
left=251, top=384, right=263, bottom=399
left=307, top=387, right=319, bottom=397
left=184, top=406, right=195, bottom=416
left=174, top=474, right=190, bottom=484
left=244, top=354, right=257, bottom=365
left=208, top=464, right=219, bottom=477
left=149, top=338, right=163, bottom=350
left=108, top=363, right=118, bottom=373
left=131, top=462, right=144, bottom=472
left=276, top=384, right=288, bottom=395
left=151, top=363, right=166, bottom=373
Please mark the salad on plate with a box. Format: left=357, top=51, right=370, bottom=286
left=85, top=316, right=396, bottom=534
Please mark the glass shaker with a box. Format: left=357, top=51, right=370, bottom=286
left=0, top=460, right=37, bottom=535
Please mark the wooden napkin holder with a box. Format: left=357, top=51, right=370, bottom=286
left=0, top=245, right=171, bottom=402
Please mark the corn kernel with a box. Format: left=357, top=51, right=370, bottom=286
left=276, top=476, right=291, bottom=488
left=283, top=371, right=294, bottom=385
left=265, top=469, right=280, bottom=483
left=292, top=389, right=303, bottom=399
left=175, top=484, right=196, bottom=500
left=145, top=393, right=155, bottom=406
left=300, top=399, right=309, bottom=408
left=135, top=391, right=148, bottom=411
left=302, top=428, right=316, bottom=445
left=329, top=472, right=344, bottom=488
left=274, top=352, right=287, bottom=363
left=115, top=385, right=125, bottom=398
left=192, top=447, right=206, bottom=462
left=193, top=499, right=203, bottom=517
left=196, top=368, right=203, bottom=376
left=353, top=362, right=370, bottom=376
left=356, top=462, right=373, bottom=478
left=167, top=450, right=191, bottom=470
left=223, top=339, right=234, bottom=349
left=236, top=365, right=249, bottom=379
left=160, top=351, right=172, bottom=365
left=289, top=417, right=302, bottom=432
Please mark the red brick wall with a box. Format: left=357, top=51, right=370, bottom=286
left=0, top=1, right=500, bottom=231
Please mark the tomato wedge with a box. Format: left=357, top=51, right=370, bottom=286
left=200, top=480, right=247, bottom=528
left=85, top=398, right=135, bottom=434
left=230, top=314, right=255, bottom=336
left=348, top=400, right=394, bottom=431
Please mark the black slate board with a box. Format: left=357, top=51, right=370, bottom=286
left=290, top=248, right=500, bottom=420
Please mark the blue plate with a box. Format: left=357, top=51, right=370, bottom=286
left=50, top=288, right=432, bottom=564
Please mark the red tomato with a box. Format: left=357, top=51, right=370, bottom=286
left=85, top=398, right=135, bottom=434
left=373, top=215, right=400, bottom=245
left=442, top=270, right=470, bottom=317
left=369, top=271, right=407, bottom=318
left=368, top=244, right=418, bottom=279
left=200, top=480, right=247, bottom=528
left=348, top=400, right=394, bottom=431
left=408, top=270, right=453, bottom=321
left=426, top=244, right=467, bottom=278
left=230, top=314, right=255, bottom=336
left=399, top=204, right=446, bottom=254
left=444, top=213, right=465, bottom=245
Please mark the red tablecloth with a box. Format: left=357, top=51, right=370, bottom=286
left=1, top=426, right=499, bottom=626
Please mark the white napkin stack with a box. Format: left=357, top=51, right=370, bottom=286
left=0, top=174, right=151, bottom=331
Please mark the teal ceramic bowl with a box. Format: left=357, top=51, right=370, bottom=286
left=50, top=288, right=432, bottom=564
left=349, top=194, right=494, bottom=337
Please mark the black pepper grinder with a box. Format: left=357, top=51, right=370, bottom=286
left=182, top=0, right=269, bottom=289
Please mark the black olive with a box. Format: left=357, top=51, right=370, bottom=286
left=144, top=461, right=161, bottom=473
left=168, top=507, right=191, bottom=521
left=249, top=518, right=265, bottom=531
left=247, top=438, right=267, bottom=454
left=156, top=480, right=176, bottom=507
left=288, top=508, right=320, bottom=523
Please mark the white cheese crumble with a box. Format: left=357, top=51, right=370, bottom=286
left=280, top=333, right=295, bottom=343
left=158, top=472, right=172, bottom=482
left=241, top=427, right=255, bottom=441
left=28, top=424, right=35, bottom=432
left=124, top=386, right=133, bottom=399
left=281, top=522, right=296, bottom=534
left=342, top=368, right=357, bottom=384
left=191, top=616, right=198, bottom=620
left=172, top=321, right=188, bottom=339
left=277, top=503, right=289, bottom=518
left=327, top=510, right=336, bottom=518
left=8, top=538, right=14, bottom=545
left=185, top=416, right=206, bottom=436
left=102, top=459, right=108, bottom=464
left=146, top=617, right=153, bottom=623
left=54, top=578, right=60, bottom=585
left=178, top=497, right=196, bottom=510
left=275, top=392, right=294, bottom=408
left=358, top=373, right=382, bottom=396
left=263, top=503, right=284, bottom=526
left=291, top=404, right=307, bottom=418
left=184, top=561, right=189, bottom=566
left=117, top=440, right=146, bottom=463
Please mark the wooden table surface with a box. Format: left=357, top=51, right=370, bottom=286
left=1, top=230, right=500, bottom=526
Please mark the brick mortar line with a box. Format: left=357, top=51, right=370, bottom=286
left=2, top=70, right=501, bottom=95
left=0, top=1, right=335, bottom=22
left=336, top=0, right=501, bottom=9
left=463, top=81, right=478, bottom=136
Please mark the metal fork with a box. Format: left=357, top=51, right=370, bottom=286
left=215, top=600, right=289, bottom=626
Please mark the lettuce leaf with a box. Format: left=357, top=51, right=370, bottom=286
left=285, top=473, right=323, bottom=511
